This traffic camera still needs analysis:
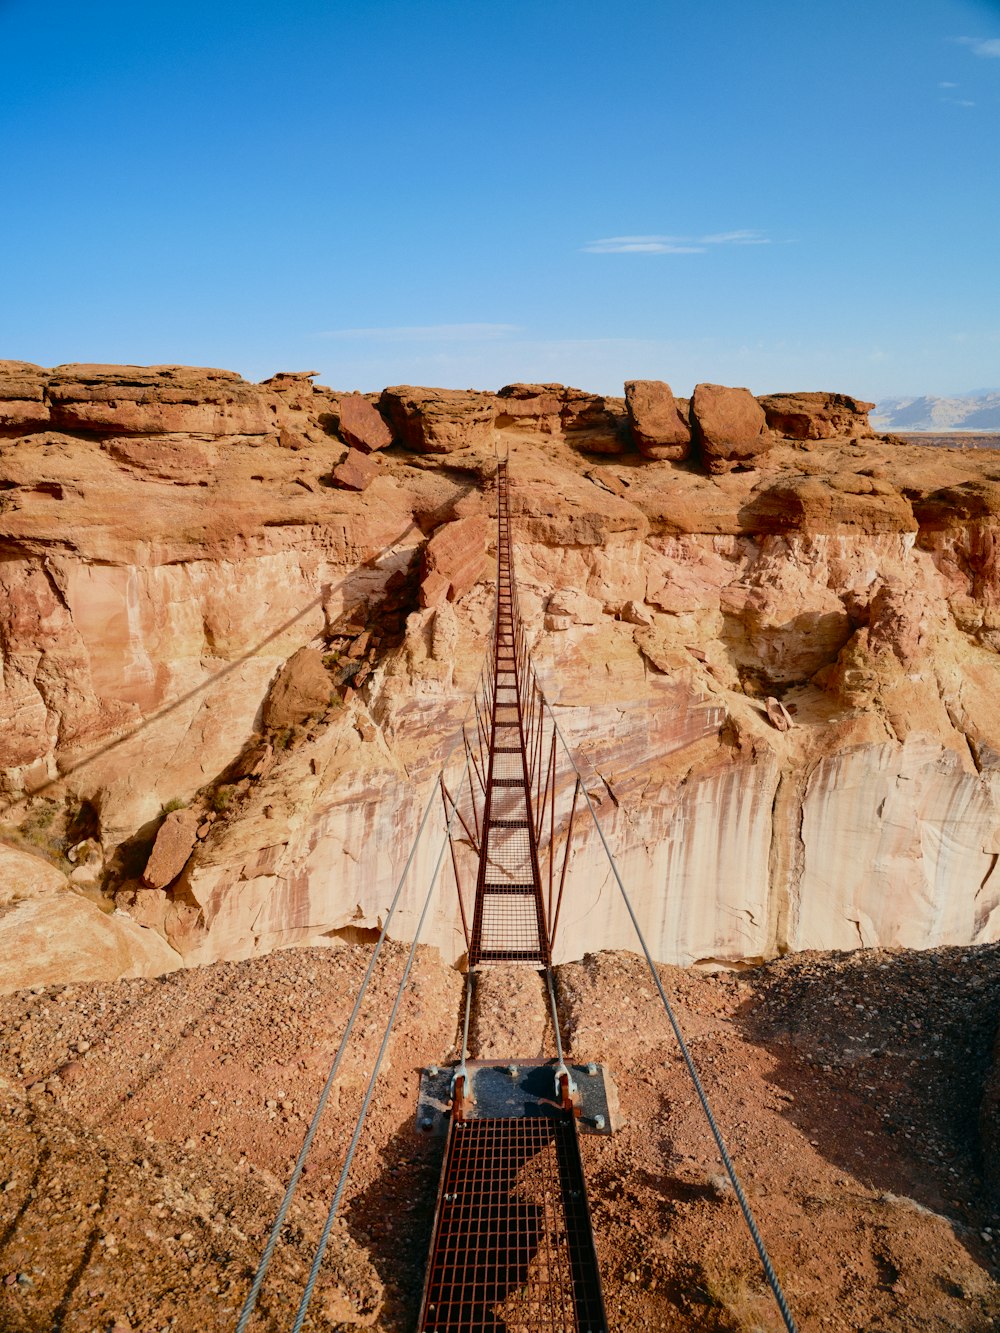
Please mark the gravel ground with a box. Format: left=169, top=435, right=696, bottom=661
left=1, top=942, right=999, bottom=1331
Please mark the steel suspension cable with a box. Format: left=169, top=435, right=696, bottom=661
left=289, top=782, right=468, bottom=1332
left=540, top=695, right=798, bottom=1333
left=235, top=671, right=483, bottom=1332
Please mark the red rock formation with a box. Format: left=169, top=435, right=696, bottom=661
left=337, top=394, right=393, bottom=452
left=46, top=364, right=275, bottom=436
left=742, top=472, right=915, bottom=535
left=759, top=391, right=876, bottom=440
left=691, top=382, right=771, bottom=473
left=561, top=392, right=629, bottom=454
left=142, top=807, right=201, bottom=889
left=332, top=448, right=379, bottom=491
left=493, top=384, right=564, bottom=433
left=0, top=361, right=50, bottom=431
left=4, top=359, right=1000, bottom=983
left=624, top=380, right=691, bottom=460
left=496, top=383, right=629, bottom=454
left=262, top=648, right=334, bottom=729
left=420, top=515, right=490, bottom=607
left=258, top=370, right=342, bottom=450
left=379, top=386, right=495, bottom=452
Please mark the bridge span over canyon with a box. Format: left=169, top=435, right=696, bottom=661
left=235, top=459, right=797, bottom=1333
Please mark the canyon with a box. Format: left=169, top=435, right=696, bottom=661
left=3, top=360, right=1000, bottom=1330
left=2, top=362, right=1000, bottom=986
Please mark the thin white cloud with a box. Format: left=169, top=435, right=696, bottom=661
left=582, top=236, right=706, bottom=254
left=941, top=96, right=976, bottom=106
left=954, top=36, right=1000, bottom=57
left=939, top=80, right=958, bottom=87
left=699, top=230, right=772, bottom=245
left=582, top=230, right=770, bottom=255
left=316, top=323, right=521, bottom=341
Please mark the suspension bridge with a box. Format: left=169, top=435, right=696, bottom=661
left=235, top=458, right=797, bottom=1332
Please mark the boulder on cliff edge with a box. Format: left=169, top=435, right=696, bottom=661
left=379, top=386, right=495, bottom=452
left=337, top=394, right=393, bottom=452
left=624, top=380, right=691, bottom=460
left=142, top=807, right=201, bottom=890
left=420, top=515, right=490, bottom=607
left=759, top=391, right=876, bottom=440
left=691, top=382, right=771, bottom=473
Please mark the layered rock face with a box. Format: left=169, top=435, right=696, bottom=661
left=761, top=391, right=877, bottom=441
left=2, top=360, right=1000, bottom=984
left=495, top=383, right=629, bottom=453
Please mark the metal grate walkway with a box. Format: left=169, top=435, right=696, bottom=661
left=419, top=457, right=607, bottom=1332
left=421, top=1117, right=606, bottom=1333
left=468, top=460, right=550, bottom=970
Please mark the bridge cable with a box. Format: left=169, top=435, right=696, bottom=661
left=289, top=749, right=472, bottom=1333
left=540, top=693, right=798, bottom=1333
left=235, top=674, right=483, bottom=1332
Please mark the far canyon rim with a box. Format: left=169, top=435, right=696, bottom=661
left=1, top=360, right=1000, bottom=987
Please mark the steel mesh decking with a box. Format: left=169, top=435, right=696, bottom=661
left=419, top=1116, right=606, bottom=1333
left=468, top=462, right=548, bottom=969
left=427, top=459, right=606, bottom=1330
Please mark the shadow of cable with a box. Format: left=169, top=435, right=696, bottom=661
left=1, top=520, right=422, bottom=821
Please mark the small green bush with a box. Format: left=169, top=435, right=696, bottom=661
left=209, top=785, right=235, bottom=813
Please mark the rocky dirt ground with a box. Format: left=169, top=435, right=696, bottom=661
left=1, top=942, right=998, bottom=1332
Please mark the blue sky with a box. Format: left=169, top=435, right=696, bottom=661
left=2, top=0, right=998, bottom=398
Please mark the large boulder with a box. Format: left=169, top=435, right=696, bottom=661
left=420, top=515, right=490, bottom=607
left=379, top=386, right=495, bottom=453
left=331, top=447, right=380, bottom=491
left=0, top=843, right=180, bottom=992
left=691, top=382, right=771, bottom=473
left=142, top=807, right=201, bottom=889
left=624, top=380, right=691, bottom=460
left=263, top=648, right=334, bottom=729
left=0, top=894, right=181, bottom=991
left=0, top=360, right=50, bottom=431
left=759, top=391, right=876, bottom=440
left=337, top=394, right=393, bottom=452
left=47, top=364, right=274, bottom=436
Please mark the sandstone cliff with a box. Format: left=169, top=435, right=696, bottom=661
left=3, top=361, right=1000, bottom=983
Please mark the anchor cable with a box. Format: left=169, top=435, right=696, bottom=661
left=289, top=757, right=471, bottom=1333
left=235, top=680, right=481, bottom=1331
left=542, top=698, right=798, bottom=1333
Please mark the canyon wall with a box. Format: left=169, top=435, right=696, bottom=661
left=2, top=362, right=1000, bottom=986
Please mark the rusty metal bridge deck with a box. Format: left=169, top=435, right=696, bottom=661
left=418, top=458, right=607, bottom=1332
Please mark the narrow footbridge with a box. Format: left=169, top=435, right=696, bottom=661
left=236, top=460, right=797, bottom=1332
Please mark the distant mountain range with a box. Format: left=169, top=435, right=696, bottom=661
left=872, top=389, right=1000, bottom=432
